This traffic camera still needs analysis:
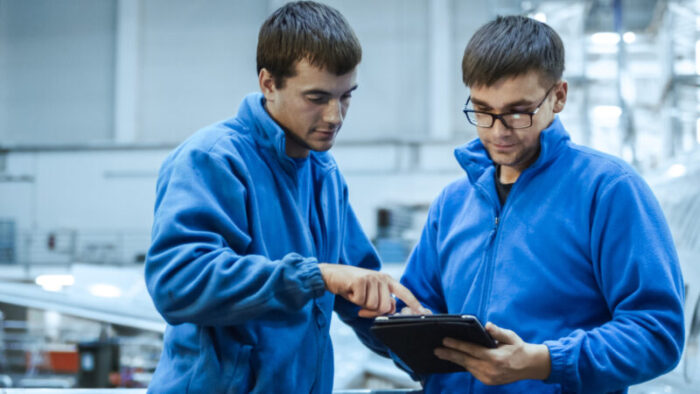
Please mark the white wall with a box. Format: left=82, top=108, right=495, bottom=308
left=0, top=0, right=498, bottom=146
left=137, top=0, right=266, bottom=143
left=0, top=0, right=116, bottom=145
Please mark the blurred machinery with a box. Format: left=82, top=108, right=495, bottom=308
left=374, top=205, right=429, bottom=264
left=374, top=206, right=415, bottom=264
left=0, top=264, right=163, bottom=389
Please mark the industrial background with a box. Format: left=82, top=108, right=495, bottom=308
left=0, top=0, right=698, bottom=392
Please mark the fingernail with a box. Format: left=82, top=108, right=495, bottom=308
left=434, top=349, right=444, bottom=358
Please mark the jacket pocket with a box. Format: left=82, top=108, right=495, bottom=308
left=187, top=327, right=253, bottom=394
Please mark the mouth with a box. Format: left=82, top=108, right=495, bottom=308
left=314, top=129, right=337, bottom=138
left=492, top=143, right=516, bottom=151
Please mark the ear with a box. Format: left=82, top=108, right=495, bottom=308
left=552, top=80, right=568, bottom=114
left=258, top=68, right=276, bottom=101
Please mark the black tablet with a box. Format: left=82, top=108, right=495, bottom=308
left=371, top=314, right=497, bottom=374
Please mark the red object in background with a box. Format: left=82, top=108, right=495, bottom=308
left=48, top=350, right=79, bottom=373
left=109, top=371, right=121, bottom=386
left=25, top=349, right=79, bottom=374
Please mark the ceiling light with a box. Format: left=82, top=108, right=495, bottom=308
left=531, top=12, right=546, bottom=23
left=88, top=283, right=122, bottom=298
left=665, top=164, right=687, bottom=179
left=35, top=274, right=74, bottom=292
left=592, top=105, right=622, bottom=119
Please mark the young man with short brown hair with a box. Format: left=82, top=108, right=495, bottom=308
left=145, top=2, right=424, bottom=392
left=399, top=15, right=684, bottom=393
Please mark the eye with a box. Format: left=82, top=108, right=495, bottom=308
left=341, top=93, right=353, bottom=101
left=307, top=95, right=329, bottom=104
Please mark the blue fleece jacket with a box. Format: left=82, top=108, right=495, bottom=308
left=399, top=117, right=685, bottom=393
left=145, top=93, right=385, bottom=393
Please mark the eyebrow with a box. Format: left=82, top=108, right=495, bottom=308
left=470, top=96, right=536, bottom=110
left=303, top=84, right=359, bottom=96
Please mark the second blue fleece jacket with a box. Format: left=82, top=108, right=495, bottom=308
left=400, top=117, right=684, bottom=393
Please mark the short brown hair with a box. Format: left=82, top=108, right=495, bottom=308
left=462, top=15, right=564, bottom=88
left=256, top=1, right=362, bottom=88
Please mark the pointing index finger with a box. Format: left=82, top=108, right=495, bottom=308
left=388, top=279, right=427, bottom=314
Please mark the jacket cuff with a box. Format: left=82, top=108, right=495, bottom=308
left=295, top=256, right=326, bottom=298
left=543, top=339, right=577, bottom=393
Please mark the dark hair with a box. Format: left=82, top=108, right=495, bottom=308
left=256, top=1, right=362, bottom=88
left=462, top=15, right=564, bottom=88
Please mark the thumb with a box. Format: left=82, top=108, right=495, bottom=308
left=485, top=322, right=519, bottom=345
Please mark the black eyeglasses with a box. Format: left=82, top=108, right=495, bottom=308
left=462, top=84, right=556, bottom=129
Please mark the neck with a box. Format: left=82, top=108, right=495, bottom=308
left=284, top=132, right=310, bottom=158
left=499, top=165, right=521, bottom=184
left=499, top=144, right=541, bottom=183
left=263, top=101, right=309, bottom=158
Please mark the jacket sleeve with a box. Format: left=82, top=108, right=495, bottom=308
left=544, top=173, right=685, bottom=393
left=333, top=186, right=389, bottom=356
left=145, top=147, right=326, bottom=327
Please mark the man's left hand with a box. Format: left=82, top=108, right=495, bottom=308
left=433, top=322, right=551, bottom=385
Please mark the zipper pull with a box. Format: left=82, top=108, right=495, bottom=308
left=490, top=216, right=500, bottom=238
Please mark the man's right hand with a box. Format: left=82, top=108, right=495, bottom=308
left=318, top=263, right=429, bottom=318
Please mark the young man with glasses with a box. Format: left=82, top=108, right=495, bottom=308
left=144, top=2, right=425, bottom=393
left=397, top=15, right=684, bottom=393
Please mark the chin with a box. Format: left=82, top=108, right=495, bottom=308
left=489, top=153, right=515, bottom=164
left=310, top=143, right=334, bottom=152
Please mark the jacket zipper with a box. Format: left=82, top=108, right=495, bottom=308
left=469, top=180, right=509, bottom=394
left=477, top=214, right=500, bottom=320
left=475, top=168, right=531, bottom=324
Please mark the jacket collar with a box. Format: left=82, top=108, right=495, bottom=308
left=454, top=116, right=570, bottom=184
left=236, top=92, right=335, bottom=173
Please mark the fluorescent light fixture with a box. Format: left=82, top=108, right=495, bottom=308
left=532, top=12, right=547, bottom=23
left=665, top=164, right=687, bottom=179
left=88, top=283, right=122, bottom=298
left=622, top=32, right=636, bottom=44
left=591, top=32, right=620, bottom=46
left=35, top=274, right=74, bottom=292
left=592, top=105, right=622, bottom=119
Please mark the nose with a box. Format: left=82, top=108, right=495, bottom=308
left=491, top=116, right=512, bottom=137
left=323, top=99, right=343, bottom=125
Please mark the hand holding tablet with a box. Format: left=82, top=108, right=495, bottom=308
left=371, top=314, right=497, bottom=374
